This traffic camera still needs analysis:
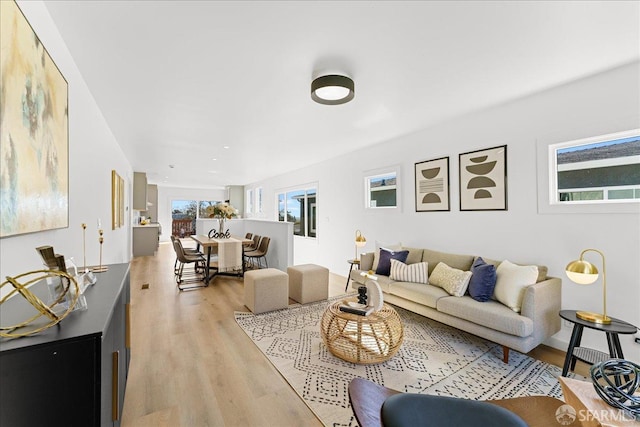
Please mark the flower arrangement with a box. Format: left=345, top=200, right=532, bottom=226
left=205, top=202, right=237, bottom=220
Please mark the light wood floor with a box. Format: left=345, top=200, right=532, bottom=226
left=122, top=241, right=588, bottom=427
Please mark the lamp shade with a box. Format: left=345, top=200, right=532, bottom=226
left=565, top=259, right=599, bottom=285
left=355, top=230, right=366, bottom=247
left=311, top=75, right=354, bottom=105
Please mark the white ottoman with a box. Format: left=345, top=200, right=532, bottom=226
left=244, top=268, right=289, bottom=314
left=287, top=264, right=329, bottom=304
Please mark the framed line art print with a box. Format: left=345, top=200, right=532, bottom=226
left=459, top=145, right=507, bottom=211
left=415, top=157, right=450, bottom=211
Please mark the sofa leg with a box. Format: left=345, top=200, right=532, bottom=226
left=502, top=346, right=510, bottom=363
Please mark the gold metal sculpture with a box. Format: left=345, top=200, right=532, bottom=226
left=0, top=269, right=79, bottom=338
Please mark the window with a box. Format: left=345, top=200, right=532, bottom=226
left=172, top=200, right=197, bottom=237
left=246, top=189, right=253, bottom=215
left=255, top=187, right=263, bottom=214
left=277, top=186, right=317, bottom=238
left=365, top=168, right=399, bottom=209
left=551, top=130, right=640, bottom=204
left=198, top=200, right=221, bottom=218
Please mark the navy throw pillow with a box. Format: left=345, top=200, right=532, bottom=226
left=468, top=257, right=497, bottom=302
left=375, top=248, right=409, bottom=276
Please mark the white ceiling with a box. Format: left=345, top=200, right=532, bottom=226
left=43, top=1, right=639, bottom=189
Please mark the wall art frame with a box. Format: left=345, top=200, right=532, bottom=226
left=0, top=0, right=69, bottom=238
left=111, top=170, right=125, bottom=229
left=459, top=145, right=507, bottom=211
left=415, top=156, right=450, bottom=211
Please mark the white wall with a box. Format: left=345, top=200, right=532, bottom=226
left=0, top=2, right=131, bottom=289
left=245, top=62, right=640, bottom=361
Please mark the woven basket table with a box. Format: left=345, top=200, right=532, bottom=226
left=320, top=300, right=404, bottom=364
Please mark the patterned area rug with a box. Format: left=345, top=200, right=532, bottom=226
left=235, top=296, right=574, bottom=427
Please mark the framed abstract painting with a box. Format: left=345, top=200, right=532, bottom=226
left=415, top=157, right=450, bottom=211
left=0, top=0, right=69, bottom=238
left=459, top=145, right=507, bottom=211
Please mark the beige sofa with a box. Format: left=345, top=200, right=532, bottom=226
left=349, top=247, right=561, bottom=363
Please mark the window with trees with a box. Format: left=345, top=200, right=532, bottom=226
left=171, top=199, right=220, bottom=236
left=277, top=186, right=317, bottom=238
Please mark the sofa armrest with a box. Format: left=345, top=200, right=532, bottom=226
left=359, top=253, right=374, bottom=272
left=520, top=277, right=562, bottom=342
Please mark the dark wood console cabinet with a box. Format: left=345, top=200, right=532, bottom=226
left=0, top=263, right=131, bottom=427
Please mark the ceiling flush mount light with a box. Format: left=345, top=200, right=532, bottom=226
left=311, top=74, right=354, bottom=105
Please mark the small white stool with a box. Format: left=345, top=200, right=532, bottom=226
left=244, top=268, right=289, bottom=314
left=287, top=264, right=329, bottom=304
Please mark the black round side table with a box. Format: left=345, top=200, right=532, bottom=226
left=345, top=259, right=361, bottom=291
left=559, top=310, right=637, bottom=377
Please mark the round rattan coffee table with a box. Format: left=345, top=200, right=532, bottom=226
left=320, top=300, right=404, bottom=364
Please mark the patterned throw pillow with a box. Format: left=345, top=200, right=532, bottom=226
left=389, top=259, right=429, bottom=284
left=429, top=262, right=472, bottom=297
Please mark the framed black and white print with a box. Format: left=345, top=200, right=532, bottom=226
left=415, top=157, right=450, bottom=211
left=459, top=145, right=507, bottom=211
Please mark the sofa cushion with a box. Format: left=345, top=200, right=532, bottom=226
left=372, top=241, right=402, bottom=271
left=401, top=247, right=424, bottom=265
left=388, top=282, right=450, bottom=309
left=482, top=257, right=548, bottom=283
left=468, top=257, right=497, bottom=302
left=429, top=262, right=472, bottom=297
left=390, top=259, right=429, bottom=284
left=422, top=249, right=474, bottom=276
left=376, top=248, right=409, bottom=276
left=494, top=260, right=539, bottom=313
left=437, top=296, right=534, bottom=337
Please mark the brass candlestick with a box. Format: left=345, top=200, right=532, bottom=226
left=92, top=229, right=108, bottom=273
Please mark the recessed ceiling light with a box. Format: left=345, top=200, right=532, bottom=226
left=223, top=146, right=229, bottom=149
left=212, top=158, right=217, bottom=161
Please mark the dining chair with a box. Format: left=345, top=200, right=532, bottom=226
left=245, top=232, right=253, bottom=240
left=244, top=236, right=270, bottom=269
left=172, top=238, right=206, bottom=290
left=170, top=235, right=202, bottom=274
left=246, top=234, right=260, bottom=252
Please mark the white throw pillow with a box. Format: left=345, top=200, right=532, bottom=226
left=372, top=241, right=402, bottom=271
left=494, top=260, right=539, bottom=313
left=389, top=259, right=429, bottom=284
left=429, top=262, right=472, bottom=297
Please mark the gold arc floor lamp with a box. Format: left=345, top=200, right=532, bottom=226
left=355, top=230, right=366, bottom=261
left=565, top=248, right=610, bottom=325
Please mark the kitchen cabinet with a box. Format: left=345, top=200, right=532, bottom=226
left=133, top=172, right=147, bottom=210
left=0, top=263, right=131, bottom=427
left=143, top=184, right=158, bottom=220
left=133, top=224, right=160, bottom=256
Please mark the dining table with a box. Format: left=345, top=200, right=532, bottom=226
left=190, top=235, right=253, bottom=284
